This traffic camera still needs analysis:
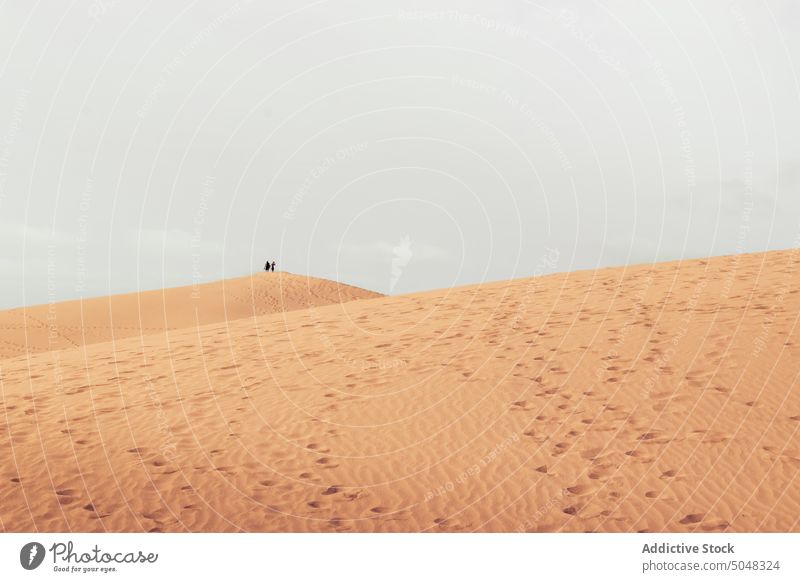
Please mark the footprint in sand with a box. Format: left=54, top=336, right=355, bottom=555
left=316, top=457, right=339, bottom=468
left=564, top=484, right=593, bottom=496
left=588, top=464, right=616, bottom=480
left=552, top=442, right=570, bottom=456
left=679, top=513, right=704, bottom=525
left=581, top=447, right=603, bottom=461
left=510, top=400, right=529, bottom=411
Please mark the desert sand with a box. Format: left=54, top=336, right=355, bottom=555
left=1, top=250, right=799, bottom=532
left=0, top=273, right=381, bottom=358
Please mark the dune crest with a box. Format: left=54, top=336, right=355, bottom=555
left=1, top=250, right=799, bottom=532
left=0, top=273, right=381, bottom=358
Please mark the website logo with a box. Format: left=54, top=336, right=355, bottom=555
left=390, top=235, right=413, bottom=292
left=20, top=542, right=46, bottom=570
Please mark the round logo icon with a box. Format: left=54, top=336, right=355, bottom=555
left=20, top=542, right=46, bottom=570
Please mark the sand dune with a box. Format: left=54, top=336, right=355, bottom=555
left=1, top=250, right=799, bottom=532
left=0, top=273, right=381, bottom=358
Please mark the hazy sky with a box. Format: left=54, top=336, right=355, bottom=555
left=1, top=0, right=799, bottom=307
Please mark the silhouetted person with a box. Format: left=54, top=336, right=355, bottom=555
left=271, top=261, right=276, bottom=272
left=265, top=260, right=271, bottom=272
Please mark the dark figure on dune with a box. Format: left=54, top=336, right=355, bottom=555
left=265, top=260, right=276, bottom=272
left=271, top=261, right=276, bottom=272
left=264, top=260, right=271, bottom=272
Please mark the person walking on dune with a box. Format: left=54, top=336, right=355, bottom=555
left=265, top=260, right=271, bottom=272
left=271, top=261, right=276, bottom=272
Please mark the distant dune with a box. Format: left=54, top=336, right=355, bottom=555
left=0, top=273, right=382, bottom=358
left=1, top=251, right=799, bottom=532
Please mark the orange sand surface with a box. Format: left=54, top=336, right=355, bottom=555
left=1, top=251, right=799, bottom=532
left=0, top=273, right=381, bottom=358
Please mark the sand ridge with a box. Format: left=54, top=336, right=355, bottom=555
left=0, top=250, right=799, bottom=532
left=0, top=272, right=382, bottom=359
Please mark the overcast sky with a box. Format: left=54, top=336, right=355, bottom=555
left=1, top=0, right=799, bottom=307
